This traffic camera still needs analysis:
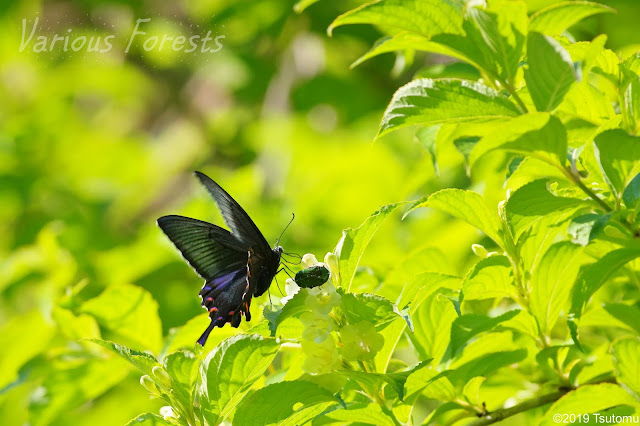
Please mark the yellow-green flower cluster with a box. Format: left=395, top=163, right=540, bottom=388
left=294, top=252, right=385, bottom=373
left=297, top=253, right=341, bottom=374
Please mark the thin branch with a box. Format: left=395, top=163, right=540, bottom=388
left=468, top=390, right=568, bottom=426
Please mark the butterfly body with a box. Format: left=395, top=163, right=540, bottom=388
left=157, top=172, right=282, bottom=346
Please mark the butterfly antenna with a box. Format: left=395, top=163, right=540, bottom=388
left=275, top=213, right=295, bottom=246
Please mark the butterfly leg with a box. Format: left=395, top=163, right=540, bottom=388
left=277, top=267, right=294, bottom=280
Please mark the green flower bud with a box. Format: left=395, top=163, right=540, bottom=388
left=471, top=244, right=489, bottom=258
left=324, top=252, right=339, bottom=284
left=140, top=375, right=160, bottom=395
left=151, top=366, right=172, bottom=388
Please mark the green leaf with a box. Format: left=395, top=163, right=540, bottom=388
left=339, top=360, right=430, bottom=402
left=529, top=2, right=615, bottom=35
left=567, top=213, right=610, bottom=246
left=396, top=272, right=461, bottom=312
left=377, top=79, right=520, bottom=139
left=415, top=125, right=440, bottom=174
left=164, top=350, right=198, bottom=395
left=125, top=413, right=172, bottom=426
left=622, top=76, right=640, bottom=135
left=266, top=290, right=308, bottom=336
left=87, top=339, right=159, bottom=375
left=449, top=311, right=520, bottom=357
left=462, top=3, right=527, bottom=85
left=604, top=304, right=640, bottom=335
left=320, top=402, right=396, bottom=426
left=0, top=310, right=55, bottom=389
left=406, top=188, right=503, bottom=247
left=328, top=0, right=463, bottom=38
left=293, top=0, right=320, bottom=13
left=29, top=356, right=130, bottom=426
left=376, top=273, right=460, bottom=372
left=234, top=380, right=341, bottom=426
left=530, top=242, right=587, bottom=335
left=433, top=349, right=527, bottom=388
left=341, top=293, right=409, bottom=331
left=52, top=306, right=101, bottom=341
left=334, top=202, right=404, bottom=291
left=470, top=113, right=568, bottom=168
left=199, top=334, right=280, bottom=423
left=80, top=283, right=163, bottom=353
left=351, top=32, right=437, bottom=69
left=612, top=338, right=640, bottom=398
left=462, top=376, right=485, bottom=407
left=525, top=32, right=577, bottom=112
left=541, top=384, right=638, bottom=425
left=569, top=248, right=640, bottom=345
left=622, top=173, right=640, bottom=209
left=461, top=255, right=515, bottom=301
left=409, top=290, right=459, bottom=364
left=453, top=136, right=480, bottom=168
left=505, top=179, right=585, bottom=240
left=594, top=129, right=640, bottom=195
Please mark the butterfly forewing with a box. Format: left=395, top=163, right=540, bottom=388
left=194, top=171, right=271, bottom=248
left=157, top=215, right=248, bottom=279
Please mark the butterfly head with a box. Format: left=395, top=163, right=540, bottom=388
left=275, top=246, right=284, bottom=255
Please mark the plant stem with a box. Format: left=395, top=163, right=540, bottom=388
left=501, top=79, right=528, bottom=113
left=468, top=390, right=568, bottom=426
left=560, top=166, right=612, bottom=212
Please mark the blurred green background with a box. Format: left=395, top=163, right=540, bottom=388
left=2, top=0, right=640, bottom=424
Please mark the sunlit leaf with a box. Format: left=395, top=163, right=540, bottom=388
left=470, top=113, right=568, bottom=168
left=432, top=349, right=527, bottom=389
left=406, top=188, right=503, bottom=247
left=525, top=32, right=577, bottom=112
left=80, top=283, right=163, bottom=353
left=88, top=339, right=159, bottom=375
left=529, top=2, right=615, bottom=35
left=339, top=360, right=430, bottom=402
left=320, top=402, right=396, bottom=426
left=199, top=334, right=280, bottom=423
left=569, top=248, right=640, bottom=346
left=0, top=310, right=55, bottom=389
left=125, top=413, right=172, bottom=426
left=377, top=79, right=520, bottom=139
left=540, top=384, right=637, bottom=425
left=334, top=202, right=405, bottom=291
left=567, top=213, right=610, bottom=246
left=505, top=179, right=585, bottom=240
left=612, top=338, right=640, bottom=398
left=461, top=255, right=515, bottom=301
left=328, top=0, right=463, bottom=38
left=234, top=380, right=341, bottom=426
left=595, top=129, right=640, bottom=195
left=449, top=311, right=520, bottom=357
left=341, top=293, right=409, bottom=331
left=622, top=173, right=640, bottom=210
left=530, top=242, right=587, bottom=335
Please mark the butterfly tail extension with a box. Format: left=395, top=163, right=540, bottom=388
left=197, top=320, right=216, bottom=346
